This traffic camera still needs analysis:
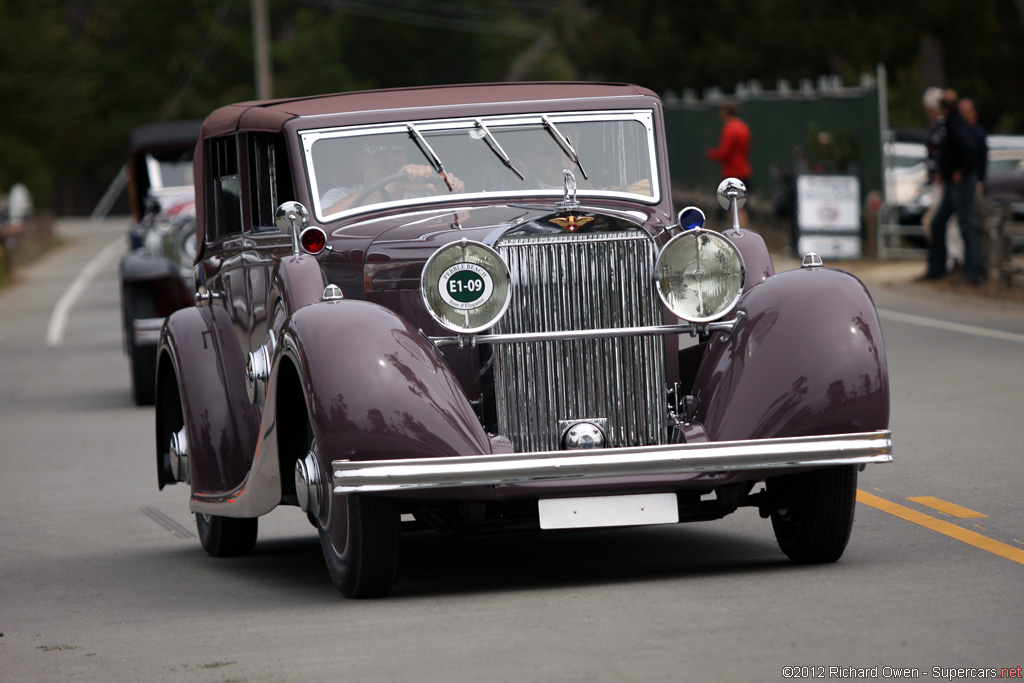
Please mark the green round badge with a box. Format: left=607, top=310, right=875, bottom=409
left=439, top=263, right=493, bottom=310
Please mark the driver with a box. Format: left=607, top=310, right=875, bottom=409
left=321, top=138, right=464, bottom=214
left=522, top=136, right=571, bottom=190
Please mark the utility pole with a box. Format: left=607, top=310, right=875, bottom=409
left=252, top=0, right=273, bottom=100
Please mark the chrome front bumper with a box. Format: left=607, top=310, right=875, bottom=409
left=332, top=430, right=892, bottom=494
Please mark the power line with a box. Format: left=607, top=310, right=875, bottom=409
left=297, top=0, right=546, bottom=38
left=158, top=0, right=246, bottom=120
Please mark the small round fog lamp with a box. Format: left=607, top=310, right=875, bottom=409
left=677, top=206, right=706, bottom=231
left=655, top=229, right=745, bottom=323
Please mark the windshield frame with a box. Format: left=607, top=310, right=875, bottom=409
left=300, top=109, right=660, bottom=223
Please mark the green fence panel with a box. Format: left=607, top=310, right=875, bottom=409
left=664, top=86, right=882, bottom=207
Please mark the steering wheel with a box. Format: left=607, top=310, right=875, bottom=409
left=351, top=171, right=449, bottom=207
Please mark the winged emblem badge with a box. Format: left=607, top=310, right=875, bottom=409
left=550, top=215, right=595, bottom=232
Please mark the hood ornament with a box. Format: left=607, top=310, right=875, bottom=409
left=556, top=169, right=581, bottom=210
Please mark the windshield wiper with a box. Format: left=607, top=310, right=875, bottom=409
left=542, top=115, right=588, bottom=180
left=407, top=123, right=454, bottom=191
left=475, top=118, right=524, bottom=180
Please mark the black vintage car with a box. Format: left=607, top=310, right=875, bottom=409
left=119, top=121, right=201, bottom=404
left=154, top=83, right=892, bottom=598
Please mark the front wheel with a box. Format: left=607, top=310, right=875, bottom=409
left=768, top=465, right=857, bottom=564
left=319, top=493, right=401, bottom=599
left=196, top=513, right=258, bottom=557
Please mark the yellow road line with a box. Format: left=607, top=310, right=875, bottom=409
left=857, top=490, right=1024, bottom=566
left=906, top=496, right=987, bottom=519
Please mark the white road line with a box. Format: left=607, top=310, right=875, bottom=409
left=46, top=237, right=124, bottom=347
left=879, top=308, right=1024, bottom=344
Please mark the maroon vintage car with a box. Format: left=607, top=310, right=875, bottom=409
left=154, top=82, right=892, bottom=598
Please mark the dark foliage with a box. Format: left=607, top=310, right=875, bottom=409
left=1, top=0, right=1021, bottom=214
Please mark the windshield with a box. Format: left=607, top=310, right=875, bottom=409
left=302, top=111, right=658, bottom=221
left=145, top=153, right=194, bottom=190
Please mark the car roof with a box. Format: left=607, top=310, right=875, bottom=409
left=199, top=82, right=660, bottom=138
left=129, top=120, right=203, bottom=151
left=192, top=82, right=663, bottom=264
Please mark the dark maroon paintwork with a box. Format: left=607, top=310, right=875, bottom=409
left=158, top=304, right=259, bottom=492
left=162, top=80, right=888, bottom=493
left=153, top=82, right=890, bottom=594
left=693, top=266, right=889, bottom=442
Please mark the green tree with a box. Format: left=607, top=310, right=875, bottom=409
left=1, top=0, right=1021, bottom=214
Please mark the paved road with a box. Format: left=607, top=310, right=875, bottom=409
left=2, top=218, right=1022, bottom=682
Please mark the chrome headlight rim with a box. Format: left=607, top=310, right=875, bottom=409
left=654, top=228, right=745, bottom=323
left=420, top=239, right=512, bottom=334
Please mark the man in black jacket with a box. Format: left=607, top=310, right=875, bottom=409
left=922, top=90, right=981, bottom=283
left=959, top=97, right=988, bottom=190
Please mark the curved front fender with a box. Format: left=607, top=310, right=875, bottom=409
left=273, top=252, right=327, bottom=319
left=722, top=227, right=775, bottom=291
left=281, top=299, right=492, bottom=467
left=157, top=305, right=260, bottom=493
left=692, top=267, right=889, bottom=441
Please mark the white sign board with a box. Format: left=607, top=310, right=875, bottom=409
left=796, top=174, right=861, bottom=259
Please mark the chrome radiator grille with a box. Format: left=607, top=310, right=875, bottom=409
left=492, top=230, right=668, bottom=452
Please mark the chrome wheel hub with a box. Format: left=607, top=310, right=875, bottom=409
left=295, top=451, right=321, bottom=516
left=168, top=426, right=190, bottom=483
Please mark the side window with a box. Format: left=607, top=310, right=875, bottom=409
left=246, top=132, right=294, bottom=231
left=208, top=135, right=242, bottom=240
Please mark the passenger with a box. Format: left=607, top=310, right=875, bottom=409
left=521, top=132, right=581, bottom=190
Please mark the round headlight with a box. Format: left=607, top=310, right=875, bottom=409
left=655, top=229, right=745, bottom=323
left=421, top=240, right=511, bottom=334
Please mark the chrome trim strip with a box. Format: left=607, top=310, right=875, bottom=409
left=303, top=110, right=660, bottom=222
left=331, top=430, right=893, bottom=493
left=429, top=319, right=741, bottom=347
left=132, top=317, right=165, bottom=346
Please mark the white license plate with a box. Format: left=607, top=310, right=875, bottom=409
left=538, top=493, right=679, bottom=530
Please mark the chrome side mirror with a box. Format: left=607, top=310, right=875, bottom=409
left=275, top=201, right=310, bottom=256
left=716, top=178, right=747, bottom=233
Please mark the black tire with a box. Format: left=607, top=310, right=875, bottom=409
left=126, top=286, right=157, bottom=406
left=319, top=493, right=401, bottom=599
left=196, top=512, right=258, bottom=557
left=768, top=465, right=857, bottom=564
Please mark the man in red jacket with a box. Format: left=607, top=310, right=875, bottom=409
left=706, top=99, right=752, bottom=227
